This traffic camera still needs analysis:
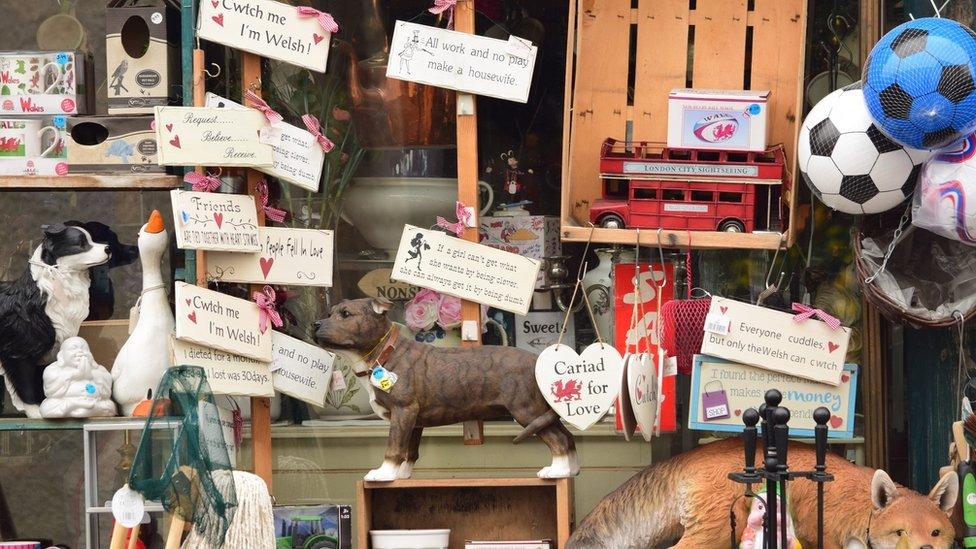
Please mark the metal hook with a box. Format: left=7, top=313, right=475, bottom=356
left=757, top=238, right=786, bottom=306
left=204, top=63, right=221, bottom=78
left=206, top=166, right=223, bottom=178
left=247, top=78, right=262, bottom=92
left=575, top=223, right=597, bottom=281
left=655, top=228, right=667, bottom=289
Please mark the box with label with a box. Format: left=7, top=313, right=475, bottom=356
left=0, top=115, right=68, bottom=176
left=106, top=0, right=180, bottom=114
left=273, top=504, right=352, bottom=549
left=0, top=51, right=93, bottom=115
left=479, top=215, right=559, bottom=289
left=66, top=116, right=162, bottom=173
left=667, top=89, right=770, bottom=152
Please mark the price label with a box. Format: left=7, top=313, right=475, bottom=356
left=506, top=35, right=534, bottom=59
left=111, top=485, right=145, bottom=528
left=330, top=370, right=347, bottom=392
left=704, top=313, right=732, bottom=336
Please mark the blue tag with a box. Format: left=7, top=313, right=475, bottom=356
left=86, top=383, right=96, bottom=395
left=52, top=115, right=66, bottom=129
left=55, top=52, right=70, bottom=65
left=369, top=366, right=398, bottom=393
left=747, top=103, right=761, bottom=116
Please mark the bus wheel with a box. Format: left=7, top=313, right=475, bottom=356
left=718, top=219, right=745, bottom=232
left=599, top=214, right=625, bottom=229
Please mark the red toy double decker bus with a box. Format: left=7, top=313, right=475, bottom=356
left=589, top=138, right=787, bottom=232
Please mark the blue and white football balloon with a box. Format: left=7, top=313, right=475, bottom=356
left=863, top=17, right=976, bottom=150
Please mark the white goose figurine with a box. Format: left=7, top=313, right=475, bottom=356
left=112, top=210, right=174, bottom=415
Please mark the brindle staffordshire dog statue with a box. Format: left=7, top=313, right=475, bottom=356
left=314, top=297, right=578, bottom=481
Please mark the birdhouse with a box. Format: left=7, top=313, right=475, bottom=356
left=66, top=116, right=163, bottom=172
left=105, top=0, right=180, bottom=114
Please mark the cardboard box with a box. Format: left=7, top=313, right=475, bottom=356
left=0, top=51, right=92, bottom=115
left=106, top=0, right=180, bottom=114
left=479, top=215, right=559, bottom=289
left=667, top=88, right=770, bottom=152
left=66, top=115, right=162, bottom=173
left=273, top=504, right=352, bottom=549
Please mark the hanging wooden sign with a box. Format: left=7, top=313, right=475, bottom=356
left=171, top=337, right=274, bottom=397
left=357, top=268, right=419, bottom=302
left=534, top=342, right=623, bottom=430
left=170, top=190, right=261, bottom=252
left=197, top=0, right=332, bottom=73
left=270, top=331, right=336, bottom=406
left=153, top=106, right=273, bottom=167
left=207, top=227, right=334, bottom=286
left=175, top=282, right=273, bottom=362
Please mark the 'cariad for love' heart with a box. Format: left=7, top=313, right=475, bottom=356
left=829, top=415, right=843, bottom=429
left=212, top=13, right=224, bottom=26
left=213, top=212, right=224, bottom=229
left=535, top=342, right=624, bottom=430
left=169, top=135, right=181, bottom=148
left=187, top=310, right=197, bottom=324
left=313, top=33, right=324, bottom=45
left=259, top=257, right=274, bottom=279
left=828, top=341, right=839, bottom=353
left=165, top=123, right=173, bottom=132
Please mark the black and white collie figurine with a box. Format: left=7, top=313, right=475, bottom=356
left=0, top=223, right=110, bottom=417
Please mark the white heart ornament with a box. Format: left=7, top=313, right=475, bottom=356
left=535, top=342, right=624, bottom=430
left=618, top=353, right=636, bottom=441
left=628, top=352, right=658, bottom=441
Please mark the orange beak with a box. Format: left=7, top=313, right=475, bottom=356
left=145, top=210, right=165, bottom=234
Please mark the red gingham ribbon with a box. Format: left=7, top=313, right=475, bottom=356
left=184, top=172, right=221, bottom=192
left=791, top=302, right=842, bottom=331
left=296, top=6, right=339, bottom=33
left=435, top=201, right=472, bottom=237
left=257, top=179, right=287, bottom=223
left=244, top=90, right=283, bottom=126
left=301, top=114, right=335, bottom=152
left=253, top=285, right=283, bottom=334
left=429, top=0, right=456, bottom=29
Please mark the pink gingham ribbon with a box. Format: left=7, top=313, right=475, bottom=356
left=296, top=6, right=339, bottom=33
left=244, top=90, right=283, bottom=126
left=257, top=179, right=287, bottom=223
left=184, top=172, right=221, bottom=192
left=435, top=201, right=472, bottom=237
left=301, top=114, right=335, bottom=152
left=429, top=0, right=456, bottom=29
left=253, top=285, right=283, bottom=334
left=791, top=303, right=841, bottom=331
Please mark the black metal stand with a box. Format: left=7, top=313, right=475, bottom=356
left=728, top=390, right=834, bottom=549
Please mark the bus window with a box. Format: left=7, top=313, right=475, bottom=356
left=756, top=152, right=776, bottom=163
left=669, top=149, right=692, bottom=161
left=719, top=192, right=743, bottom=203
left=691, top=190, right=714, bottom=202
left=634, top=188, right=658, bottom=200
left=662, top=189, right=684, bottom=201
left=698, top=151, right=720, bottom=161
left=604, top=179, right=629, bottom=198
left=727, top=152, right=748, bottom=162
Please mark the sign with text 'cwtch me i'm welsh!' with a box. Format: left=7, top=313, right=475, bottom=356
left=175, top=282, right=273, bottom=362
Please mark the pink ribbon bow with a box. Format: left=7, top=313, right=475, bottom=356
left=429, top=0, right=456, bottom=29
left=244, top=90, right=283, bottom=126
left=184, top=172, right=221, bottom=192
left=296, top=6, right=339, bottom=34
left=436, top=201, right=472, bottom=237
left=257, top=179, right=287, bottom=223
left=301, top=114, right=335, bottom=152
left=253, top=285, right=283, bottom=334
left=791, top=303, right=841, bottom=331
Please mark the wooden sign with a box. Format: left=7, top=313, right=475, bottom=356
left=357, top=268, right=419, bottom=302
left=386, top=20, right=537, bottom=103
left=170, top=189, right=261, bottom=252
left=534, top=342, right=623, bottom=430
left=199, top=400, right=241, bottom=467
left=515, top=311, right=574, bottom=353
left=688, top=355, right=858, bottom=438
left=171, top=337, right=274, bottom=397
left=699, top=297, right=851, bottom=386
left=270, top=331, right=336, bottom=406
left=207, top=227, right=334, bottom=286
left=391, top=225, right=540, bottom=315
left=175, top=282, right=273, bottom=362
left=153, top=106, right=273, bottom=167
left=205, top=93, right=324, bottom=191
left=197, top=0, right=331, bottom=73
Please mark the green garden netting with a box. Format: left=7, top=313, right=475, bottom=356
left=128, top=366, right=237, bottom=548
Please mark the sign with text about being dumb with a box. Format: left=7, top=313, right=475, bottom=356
left=699, top=297, right=851, bottom=386
left=386, top=20, right=537, bottom=103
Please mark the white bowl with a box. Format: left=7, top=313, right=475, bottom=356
left=370, top=529, right=450, bottom=549
left=345, top=177, right=459, bottom=252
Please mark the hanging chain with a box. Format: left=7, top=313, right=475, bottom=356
left=863, top=204, right=912, bottom=285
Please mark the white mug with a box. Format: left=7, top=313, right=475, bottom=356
left=0, top=118, right=61, bottom=158
left=0, top=56, right=59, bottom=95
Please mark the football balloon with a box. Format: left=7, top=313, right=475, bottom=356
left=912, top=133, right=976, bottom=244
left=798, top=83, right=930, bottom=214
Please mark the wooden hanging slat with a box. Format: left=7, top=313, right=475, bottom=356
left=632, top=0, right=689, bottom=141
left=690, top=0, right=748, bottom=89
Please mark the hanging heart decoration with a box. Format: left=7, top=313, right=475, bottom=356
left=628, top=352, right=658, bottom=442
left=535, top=342, right=623, bottom=430
left=617, top=353, right=636, bottom=440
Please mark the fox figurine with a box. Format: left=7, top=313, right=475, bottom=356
left=568, top=438, right=958, bottom=548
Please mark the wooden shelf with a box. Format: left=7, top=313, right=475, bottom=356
left=0, top=173, right=180, bottom=190
left=560, top=219, right=785, bottom=250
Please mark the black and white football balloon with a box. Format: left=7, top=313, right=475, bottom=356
left=798, top=82, right=931, bottom=214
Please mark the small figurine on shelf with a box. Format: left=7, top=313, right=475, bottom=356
left=486, top=149, right=533, bottom=217
left=39, top=337, right=116, bottom=418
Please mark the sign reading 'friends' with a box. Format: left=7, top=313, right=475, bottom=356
left=207, top=227, right=334, bottom=286
left=170, top=190, right=260, bottom=252
left=175, top=282, right=272, bottom=362
left=197, top=0, right=331, bottom=72
left=154, top=106, right=273, bottom=167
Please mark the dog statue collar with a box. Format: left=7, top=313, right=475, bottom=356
left=356, top=324, right=399, bottom=378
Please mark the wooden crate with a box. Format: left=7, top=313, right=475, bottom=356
left=357, top=477, right=573, bottom=548
left=560, top=0, right=807, bottom=249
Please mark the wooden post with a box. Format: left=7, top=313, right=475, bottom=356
left=241, top=51, right=275, bottom=489
left=192, top=49, right=207, bottom=286
left=454, top=0, right=484, bottom=445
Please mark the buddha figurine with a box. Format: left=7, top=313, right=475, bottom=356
left=39, top=337, right=117, bottom=418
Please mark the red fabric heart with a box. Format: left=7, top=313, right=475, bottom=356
left=313, top=33, right=324, bottom=44
left=213, top=212, right=224, bottom=229
left=828, top=341, right=839, bottom=353
left=259, top=257, right=274, bottom=279
left=841, top=373, right=850, bottom=383
left=829, top=415, right=843, bottom=428
left=188, top=310, right=197, bottom=324
left=211, top=0, right=218, bottom=6
left=165, top=123, right=173, bottom=132
left=212, top=13, right=224, bottom=26
left=185, top=298, right=192, bottom=306
left=720, top=306, right=728, bottom=314
left=169, top=135, right=181, bottom=148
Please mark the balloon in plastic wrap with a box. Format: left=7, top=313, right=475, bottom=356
left=798, top=83, right=929, bottom=215
left=863, top=17, right=976, bottom=150
left=913, top=133, right=976, bottom=244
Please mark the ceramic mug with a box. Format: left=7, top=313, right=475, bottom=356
left=0, top=55, right=59, bottom=95
left=0, top=118, right=61, bottom=158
